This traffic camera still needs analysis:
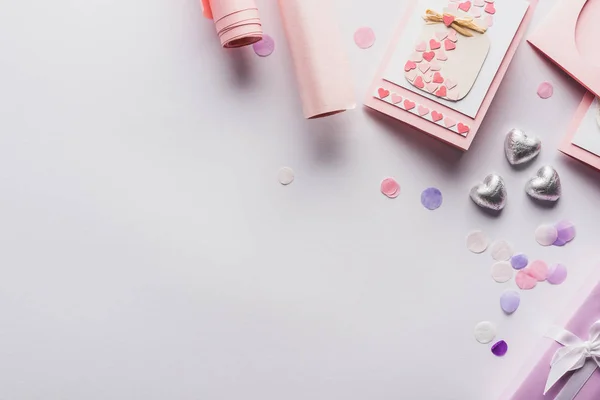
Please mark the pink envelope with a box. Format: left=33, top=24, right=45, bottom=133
left=364, top=0, right=538, bottom=151
left=528, top=0, right=600, bottom=98
left=560, top=92, right=600, bottom=172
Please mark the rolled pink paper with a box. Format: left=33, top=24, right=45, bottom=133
left=278, top=0, right=356, bottom=119
left=201, top=0, right=263, bottom=49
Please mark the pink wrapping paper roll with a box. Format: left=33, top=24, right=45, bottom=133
left=278, top=0, right=356, bottom=119
left=201, top=0, right=263, bottom=48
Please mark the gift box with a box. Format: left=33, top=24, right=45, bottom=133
left=502, top=272, right=600, bottom=399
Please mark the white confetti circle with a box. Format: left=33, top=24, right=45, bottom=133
left=490, top=240, right=513, bottom=261
left=474, top=321, right=497, bottom=344
left=535, top=224, right=558, bottom=246
left=278, top=167, right=295, bottom=185
left=491, top=261, right=513, bottom=283
left=466, top=230, right=489, bottom=254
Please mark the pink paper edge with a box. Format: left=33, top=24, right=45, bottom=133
left=558, top=92, right=600, bottom=171
left=526, top=0, right=600, bottom=98
left=364, top=0, right=537, bottom=151
left=498, top=264, right=600, bottom=400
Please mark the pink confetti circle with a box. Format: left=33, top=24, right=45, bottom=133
left=537, top=81, right=554, bottom=99
left=354, top=27, right=376, bottom=49
left=380, top=178, right=400, bottom=199
left=253, top=34, right=275, bottom=57
left=516, top=270, right=537, bottom=290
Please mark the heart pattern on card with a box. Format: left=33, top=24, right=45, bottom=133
left=457, top=123, right=470, bottom=134
left=414, top=75, right=425, bottom=89
left=419, top=63, right=431, bottom=74
left=436, top=50, right=448, bottom=61
left=391, top=93, right=403, bottom=104
left=458, top=1, right=471, bottom=12
left=403, top=99, right=416, bottom=110
left=436, top=86, right=447, bottom=97
left=431, top=111, right=443, bottom=122
left=429, top=39, right=441, bottom=50
left=433, top=72, right=444, bottom=84
left=415, top=41, right=427, bottom=52
left=404, top=61, right=417, bottom=71
left=423, top=51, right=435, bottom=62
left=378, top=88, right=390, bottom=99
left=417, top=105, right=430, bottom=116
left=444, top=40, right=456, bottom=51
left=443, top=15, right=455, bottom=27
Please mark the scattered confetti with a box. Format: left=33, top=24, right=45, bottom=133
left=380, top=178, right=400, bottom=199
left=510, top=254, right=528, bottom=270
left=490, top=240, right=513, bottom=261
left=491, top=261, right=513, bottom=283
left=491, top=340, right=508, bottom=357
left=554, top=220, right=576, bottom=245
left=354, top=27, right=376, bottom=49
left=516, top=270, right=537, bottom=290
left=474, top=321, right=497, bottom=344
left=547, top=264, right=568, bottom=285
left=421, top=187, right=443, bottom=210
left=253, top=34, right=275, bottom=57
left=537, top=81, right=554, bottom=99
left=528, top=260, right=548, bottom=281
left=278, top=167, right=295, bottom=185
left=535, top=224, right=558, bottom=246
left=466, top=230, right=489, bottom=254
left=500, top=291, right=520, bottom=314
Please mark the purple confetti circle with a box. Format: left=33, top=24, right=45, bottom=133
left=554, top=220, right=576, bottom=244
left=491, top=340, right=508, bottom=357
left=253, top=34, right=275, bottom=57
left=500, top=291, right=520, bottom=314
left=421, top=187, right=443, bottom=210
left=547, top=264, right=568, bottom=285
left=510, top=253, right=528, bottom=270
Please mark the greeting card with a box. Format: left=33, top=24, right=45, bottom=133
left=560, top=93, right=600, bottom=171
left=365, top=0, right=536, bottom=151
left=528, top=0, right=600, bottom=98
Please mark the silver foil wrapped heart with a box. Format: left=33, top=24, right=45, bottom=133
left=525, top=166, right=562, bottom=202
left=470, top=174, right=507, bottom=211
left=504, top=129, right=541, bottom=165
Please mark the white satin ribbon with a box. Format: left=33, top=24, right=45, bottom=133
left=544, top=320, right=600, bottom=394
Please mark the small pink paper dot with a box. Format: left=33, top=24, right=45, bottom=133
left=354, top=27, right=376, bottom=49
left=380, top=178, right=400, bottom=199
left=537, top=82, right=554, bottom=99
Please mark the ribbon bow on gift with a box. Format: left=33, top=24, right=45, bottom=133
left=544, top=321, right=600, bottom=394
left=423, top=9, right=487, bottom=37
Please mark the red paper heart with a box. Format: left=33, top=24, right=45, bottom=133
left=484, top=2, right=496, bottom=14
left=423, top=51, right=435, bottom=62
left=459, top=1, right=471, bottom=12
left=444, top=40, right=456, bottom=51
left=435, top=86, right=447, bottom=97
left=443, top=15, right=455, bottom=27
left=391, top=93, right=402, bottom=104
left=457, top=123, right=470, bottom=134
left=429, top=39, right=441, bottom=50
left=433, top=72, right=444, bottom=84
left=404, top=61, right=417, bottom=72
left=414, top=76, right=425, bottom=89
left=403, top=99, right=416, bottom=110
left=378, top=88, right=390, bottom=99
left=431, top=111, right=444, bottom=122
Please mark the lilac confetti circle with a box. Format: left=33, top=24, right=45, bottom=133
left=421, top=187, right=443, bottom=210
left=555, top=220, right=576, bottom=244
left=547, top=264, right=568, bottom=285
left=253, top=34, right=275, bottom=57
left=500, top=291, right=520, bottom=314
left=510, top=253, right=528, bottom=270
left=492, top=340, right=508, bottom=357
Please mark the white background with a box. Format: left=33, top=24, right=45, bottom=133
left=0, top=0, right=599, bottom=399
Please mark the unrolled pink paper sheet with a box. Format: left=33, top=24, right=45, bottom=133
left=201, top=0, right=263, bottom=49
left=501, top=266, right=600, bottom=400
left=278, top=0, right=356, bottom=119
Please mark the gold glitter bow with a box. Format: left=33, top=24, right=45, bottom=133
left=423, top=9, right=487, bottom=37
